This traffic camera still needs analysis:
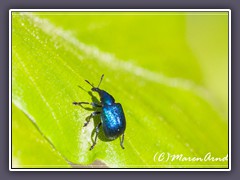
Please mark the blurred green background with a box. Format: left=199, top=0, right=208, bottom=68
left=12, top=11, right=229, bottom=168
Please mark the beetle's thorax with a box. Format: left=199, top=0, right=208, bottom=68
left=92, top=88, right=115, bottom=105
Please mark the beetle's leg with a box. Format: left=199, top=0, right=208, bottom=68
left=120, top=133, right=125, bottom=149
left=90, top=102, right=102, bottom=108
left=73, top=101, right=102, bottom=108
left=84, top=111, right=101, bottom=127
left=90, top=122, right=102, bottom=151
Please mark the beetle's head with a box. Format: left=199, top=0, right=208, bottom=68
left=91, top=87, right=100, bottom=92
left=85, top=74, right=104, bottom=92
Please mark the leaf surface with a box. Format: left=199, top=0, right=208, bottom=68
left=12, top=12, right=228, bottom=168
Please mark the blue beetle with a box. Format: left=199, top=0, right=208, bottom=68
left=73, top=74, right=126, bottom=150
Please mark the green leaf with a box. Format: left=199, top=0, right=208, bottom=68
left=12, top=12, right=228, bottom=168
left=12, top=104, right=70, bottom=168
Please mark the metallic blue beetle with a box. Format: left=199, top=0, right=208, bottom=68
left=73, top=74, right=126, bottom=150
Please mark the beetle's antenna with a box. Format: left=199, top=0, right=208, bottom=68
left=97, top=74, right=104, bottom=88
left=85, top=80, right=95, bottom=88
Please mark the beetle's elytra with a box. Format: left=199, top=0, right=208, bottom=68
left=73, top=74, right=126, bottom=150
